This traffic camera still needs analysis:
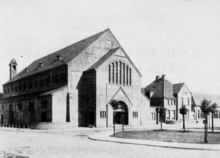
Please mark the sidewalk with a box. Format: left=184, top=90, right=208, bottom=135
left=89, top=125, right=220, bottom=151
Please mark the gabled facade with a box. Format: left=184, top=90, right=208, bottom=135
left=143, top=75, right=194, bottom=123
left=192, top=93, right=220, bottom=125
left=143, top=75, right=177, bottom=123
left=0, top=29, right=150, bottom=129
left=173, top=83, right=193, bottom=121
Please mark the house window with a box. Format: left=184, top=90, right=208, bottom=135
left=201, top=112, right=205, bottom=118
left=198, top=110, right=200, bottom=119
left=100, top=111, right=106, bottom=118
left=167, top=100, right=169, bottom=105
left=166, top=110, right=170, bottom=119
left=214, top=110, right=218, bottom=118
left=181, top=98, right=184, bottom=105
left=151, top=112, right=156, bottom=120
left=183, top=91, right=187, bottom=95
left=172, top=110, right=175, bottom=120
left=187, top=98, right=190, bottom=106
left=133, top=111, right=138, bottom=118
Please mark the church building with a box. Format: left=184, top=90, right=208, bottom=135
left=0, top=29, right=150, bottom=129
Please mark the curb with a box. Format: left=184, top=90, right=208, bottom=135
left=89, top=131, right=220, bottom=151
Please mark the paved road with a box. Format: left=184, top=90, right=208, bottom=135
left=0, top=129, right=219, bottom=158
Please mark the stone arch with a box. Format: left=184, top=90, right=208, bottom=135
left=109, top=97, right=132, bottom=126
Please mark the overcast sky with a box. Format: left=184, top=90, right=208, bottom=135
left=0, top=0, right=220, bottom=95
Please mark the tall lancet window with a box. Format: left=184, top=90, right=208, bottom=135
left=123, top=63, right=125, bottom=85
left=112, top=63, right=114, bottom=84
left=108, top=65, right=111, bottom=83
left=126, top=65, right=129, bottom=85
left=119, top=61, right=122, bottom=84
left=108, top=61, right=132, bottom=86
left=129, top=68, right=132, bottom=85
left=116, top=62, right=118, bottom=84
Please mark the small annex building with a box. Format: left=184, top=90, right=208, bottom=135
left=0, top=29, right=150, bottom=129
left=192, top=92, right=220, bottom=126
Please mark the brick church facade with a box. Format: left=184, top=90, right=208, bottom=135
left=0, top=29, right=150, bottom=129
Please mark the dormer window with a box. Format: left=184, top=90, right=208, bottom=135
left=57, top=55, right=62, bottom=60
left=24, top=68, right=29, bottom=72
left=39, top=62, right=43, bottom=67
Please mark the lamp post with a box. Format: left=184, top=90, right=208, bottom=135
left=113, top=111, right=116, bottom=136
left=122, top=113, right=124, bottom=132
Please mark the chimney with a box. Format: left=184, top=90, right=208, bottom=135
left=9, top=58, right=18, bottom=79
left=162, top=74, right=166, bottom=80
left=155, top=76, right=160, bottom=81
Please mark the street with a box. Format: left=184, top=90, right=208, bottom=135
left=0, top=128, right=219, bottom=158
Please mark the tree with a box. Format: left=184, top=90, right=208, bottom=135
left=200, top=99, right=211, bottom=143
left=179, top=105, right=188, bottom=132
left=209, top=103, right=217, bottom=132
left=110, top=100, right=119, bottom=110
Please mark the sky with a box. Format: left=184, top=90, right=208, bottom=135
left=0, top=0, right=220, bottom=95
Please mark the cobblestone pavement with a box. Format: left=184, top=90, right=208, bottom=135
left=0, top=129, right=219, bottom=158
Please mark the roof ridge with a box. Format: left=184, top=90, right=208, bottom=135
left=32, top=29, right=109, bottom=64
left=4, top=29, right=109, bottom=85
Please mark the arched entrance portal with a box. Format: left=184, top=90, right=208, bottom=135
left=114, top=101, right=129, bottom=125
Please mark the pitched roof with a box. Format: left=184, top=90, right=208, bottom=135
left=144, top=78, right=175, bottom=99
left=4, top=29, right=109, bottom=85
left=173, top=83, right=185, bottom=94
left=88, top=47, right=142, bottom=78
left=88, top=47, right=120, bottom=70
left=192, top=92, right=220, bottom=107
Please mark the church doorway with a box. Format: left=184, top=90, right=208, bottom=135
left=113, top=101, right=129, bottom=125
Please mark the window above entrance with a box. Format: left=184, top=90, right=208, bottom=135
left=108, top=61, right=132, bottom=86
